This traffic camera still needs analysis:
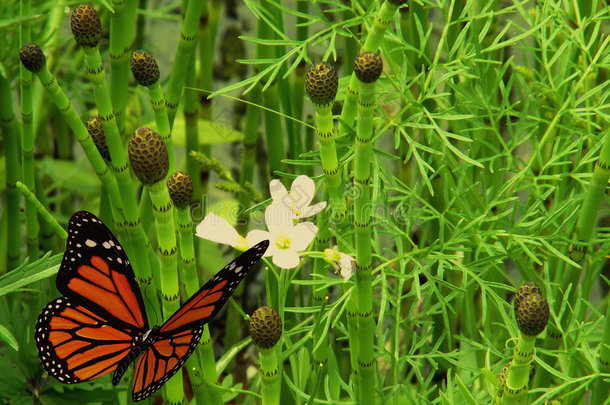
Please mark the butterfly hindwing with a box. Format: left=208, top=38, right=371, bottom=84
left=35, top=296, right=142, bottom=384
left=57, top=211, right=148, bottom=331
left=131, top=325, right=203, bottom=401
left=130, top=240, right=269, bottom=401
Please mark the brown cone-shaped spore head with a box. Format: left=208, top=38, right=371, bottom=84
left=19, top=43, right=46, bottom=73
left=305, top=62, right=338, bottom=106
left=167, top=171, right=193, bottom=209
left=353, top=52, right=383, bottom=83
left=71, top=4, right=102, bottom=47
left=131, top=50, right=160, bottom=87
left=249, top=306, right=282, bottom=349
left=87, top=117, right=111, bottom=162
left=128, top=127, right=169, bottom=185
left=515, top=293, right=550, bottom=336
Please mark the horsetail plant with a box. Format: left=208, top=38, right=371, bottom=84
left=18, top=43, right=124, bottom=219
left=165, top=0, right=206, bottom=127
left=128, top=128, right=184, bottom=404
left=352, top=51, right=383, bottom=404
left=130, top=50, right=176, bottom=172
left=71, top=5, right=137, bottom=214
left=108, top=0, right=137, bottom=134
left=70, top=5, right=160, bottom=317
left=167, top=171, right=222, bottom=405
left=338, top=0, right=406, bottom=136
left=249, top=306, right=283, bottom=405
left=1, top=62, right=22, bottom=270
left=305, top=62, right=346, bottom=221
left=20, top=0, right=39, bottom=260
left=495, top=283, right=550, bottom=405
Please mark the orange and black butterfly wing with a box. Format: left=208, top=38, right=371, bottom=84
left=35, top=211, right=148, bottom=384
left=35, top=296, right=142, bottom=383
left=56, top=211, right=148, bottom=333
left=131, top=240, right=269, bottom=401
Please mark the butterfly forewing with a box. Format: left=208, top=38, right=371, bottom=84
left=57, top=211, right=148, bottom=331
left=130, top=240, right=269, bottom=401
left=35, top=296, right=142, bottom=383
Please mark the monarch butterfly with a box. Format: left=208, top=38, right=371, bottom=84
left=35, top=211, right=269, bottom=401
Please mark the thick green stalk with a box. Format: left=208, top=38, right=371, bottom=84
left=15, top=181, right=67, bottom=241
left=166, top=0, right=206, bottom=127
left=109, top=0, right=137, bottom=134
left=569, top=128, right=610, bottom=262
left=184, top=57, right=201, bottom=200
left=147, top=181, right=182, bottom=404
left=591, top=293, right=610, bottom=404
left=147, top=82, right=176, bottom=172
left=257, top=16, right=285, bottom=177
left=311, top=201, right=330, bottom=397
left=313, top=104, right=346, bottom=221
left=499, top=335, right=536, bottom=405
left=354, top=80, right=376, bottom=403
left=259, top=346, right=281, bottom=405
left=175, top=206, right=222, bottom=405
left=262, top=83, right=286, bottom=176
left=0, top=76, right=22, bottom=269
left=20, top=0, right=38, bottom=260
left=338, top=0, right=400, bottom=136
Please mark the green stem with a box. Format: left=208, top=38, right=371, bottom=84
left=338, top=0, right=399, bottom=136
left=184, top=55, right=201, bottom=200
left=15, top=181, right=67, bottom=240
left=592, top=292, right=610, bottom=404
left=110, top=0, right=137, bottom=134
left=146, top=181, right=182, bottom=404
left=0, top=76, right=22, bottom=269
left=175, top=206, right=222, bottom=405
left=166, top=0, right=206, bottom=127
left=570, top=128, right=610, bottom=262
left=258, top=345, right=281, bottom=405
left=499, top=334, right=536, bottom=405
left=313, top=104, right=346, bottom=221
left=354, top=80, right=376, bottom=403
left=20, top=0, right=38, bottom=260
left=147, top=81, right=176, bottom=172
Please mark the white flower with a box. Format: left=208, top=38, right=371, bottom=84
left=269, top=175, right=326, bottom=220
left=324, top=248, right=356, bottom=281
left=246, top=203, right=317, bottom=269
left=195, top=213, right=248, bottom=251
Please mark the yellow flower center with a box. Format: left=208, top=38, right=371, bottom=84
left=275, top=233, right=291, bottom=250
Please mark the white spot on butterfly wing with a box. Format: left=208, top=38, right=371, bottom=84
left=85, top=239, right=97, bottom=247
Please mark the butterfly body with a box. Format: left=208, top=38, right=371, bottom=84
left=35, top=211, right=268, bottom=401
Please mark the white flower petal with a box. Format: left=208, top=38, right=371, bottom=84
left=265, top=202, right=295, bottom=233
left=288, top=175, right=316, bottom=207
left=269, top=179, right=288, bottom=202
left=290, top=222, right=317, bottom=251
left=246, top=230, right=272, bottom=256
left=272, top=249, right=300, bottom=269
left=338, top=253, right=356, bottom=281
left=300, top=201, right=327, bottom=218
left=196, top=213, right=246, bottom=249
